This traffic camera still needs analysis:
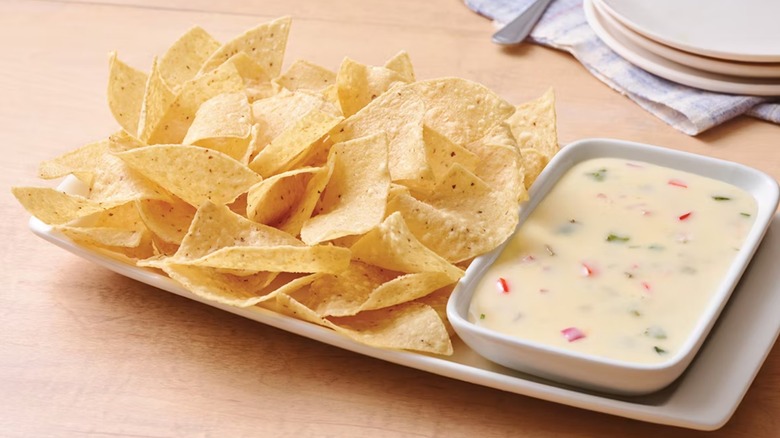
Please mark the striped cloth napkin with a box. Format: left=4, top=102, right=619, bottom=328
left=465, top=0, right=780, bottom=135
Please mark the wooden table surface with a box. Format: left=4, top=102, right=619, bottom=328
left=2, top=0, right=779, bottom=436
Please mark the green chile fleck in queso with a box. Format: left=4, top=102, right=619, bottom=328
left=469, top=157, right=757, bottom=364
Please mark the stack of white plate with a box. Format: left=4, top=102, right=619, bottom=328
left=583, top=0, right=780, bottom=96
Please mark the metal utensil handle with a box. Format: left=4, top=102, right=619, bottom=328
left=492, top=0, right=555, bottom=45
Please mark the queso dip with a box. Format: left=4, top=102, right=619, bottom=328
left=468, top=157, right=757, bottom=364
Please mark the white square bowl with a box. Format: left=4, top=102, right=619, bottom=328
left=446, top=138, right=779, bottom=395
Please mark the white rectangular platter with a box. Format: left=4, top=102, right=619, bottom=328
left=28, top=183, right=780, bottom=432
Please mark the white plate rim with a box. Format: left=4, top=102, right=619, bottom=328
left=584, top=0, right=780, bottom=96
left=591, top=0, right=780, bottom=79
left=598, top=0, right=780, bottom=63
left=25, top=139, right=780, bottom=431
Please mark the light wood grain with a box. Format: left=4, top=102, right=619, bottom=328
left=2, top=0, right=778, bottom=437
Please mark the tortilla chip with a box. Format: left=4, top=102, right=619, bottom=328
left=476, top=121, right=519, bottom=150
left=12, top=187, right=118, bottom=225
left=249, top=108, right=341, bottom=177
left=173, top=201, right=302, bottom=261
left=90, top=152, right=173, bottom=204
left=464, top=139, right=527, bottom=203
left=107, top=53, right=147, bottom=136
left=246, top=166, right=320, bottom=226
left=114, top=145, right=260, bottom=207
left=330, top=84, right=430, bottom=185
left=226, top=51, right=279, bottom=102
left=38, top=138, right=109, bottom=184
left=107, top=130, right=146, bottom=152
left=184, top=244, right=351, bottom=274
left=360, top=271, right=454, bottom=312
left=290, top=261, right=397, bottom=317
left=199, top=16, right=291, bottom=77
left=250, top=90, right=341, bottom=157
left=146, top=61, right=245, bottom=145
left=183, top=92, right=252, bottom=160
left=148, top=261, right=316, bottom=307
left=273, top=293, right=453, bottom=355
left=507, top=88, right=558, bottom=159
left=137, top=58, right=176, bottom=143
left=423, top=125, right=479, bottom=183
left=320, top=83, right=340, bottom=109
left=137, top=197, right=196, bottom=244
left=277, top=164, right=333, bottom=237
left=520, top=147, right=549, bottom=190
left=386, top=164, right=519, bottom=263
left=55, top=225, right=144, bottom=248
left=300, top=133, right=390, bottom=245
left=336, top=56, right=408, bottom=117
left=405, top=77, right=516, bottom=145
left=329, top=302, right=453, bottom=355
left=276, top=59, right=336, bottom=92
left=158, top=26, right=221, bottom=89
left=350, top=211, right=463, bottom=279
left=384, top=51, right=415, bottom=82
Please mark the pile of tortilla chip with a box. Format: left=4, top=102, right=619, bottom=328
left=13, top=17, right=558, bottom=356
